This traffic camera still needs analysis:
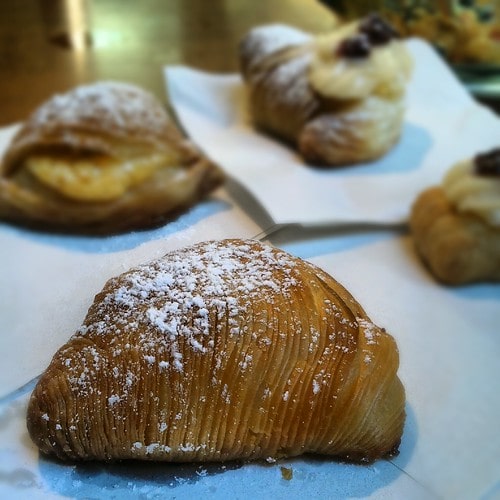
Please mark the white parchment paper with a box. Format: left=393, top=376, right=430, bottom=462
left=1, top=232, right=498, bottom=499
left=284, top=232, right=500, bottom=500
left=165, top=39, right=500, bottom=226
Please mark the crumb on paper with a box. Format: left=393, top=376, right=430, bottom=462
left=280, top=466, right=293, bottom=480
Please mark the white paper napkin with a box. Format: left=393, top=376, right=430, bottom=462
left=0, top=126, right=264, bottom=399
left=1, top=232, right=497, bottom=499
left=276, top=231, right=500, bottom=500
left=0, top=389, right=429, bottom=500
left=165, top=38, right=500, bottom=226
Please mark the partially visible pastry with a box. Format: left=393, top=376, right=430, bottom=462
left=329, top=2, right=500, bottom=65
left=240, top=14, right=413, bottom=166
left=410, top=148, right=500, bottom=285
left=0, top=82, right=224, bottom=234
left=27, top=239, right=405, bottom=463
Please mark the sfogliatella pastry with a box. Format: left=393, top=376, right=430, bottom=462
left=0, top=82, right=224, bottom=233
left=27, top=239, right=405, bottom=463
left=240, top=14, right=413, bottom=166
left=410, top=148, right=500, bottom=285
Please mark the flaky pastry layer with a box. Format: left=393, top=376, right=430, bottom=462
left=0, top=82, right=224, bottom=233
left=410, top=187, right=500, bottom=284
left=239, top=20, right=412, bottom=166
left=27, top=239, right=405, bottom=463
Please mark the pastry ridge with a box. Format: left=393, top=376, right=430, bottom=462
left=27, top=239, right=405, bottom=463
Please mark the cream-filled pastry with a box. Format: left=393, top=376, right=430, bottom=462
left=410, top=148, right=500, bottom=284
left=27, top=239, right=405, bottom=463
left=240, top=14, right=413, bottom=166
left=0, top=82, right=224, bottom=233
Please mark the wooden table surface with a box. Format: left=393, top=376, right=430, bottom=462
left=0, top=0, right=338, bottom=127
left=1, top=0, right=498, bottom=128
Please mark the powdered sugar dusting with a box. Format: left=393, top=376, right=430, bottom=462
left=270, top=52, right=313, bottom=107
left=32, top=238, right=402, bottom=462
left=77, top=240, right=299, bottom=372
left=357, top=317, right=381, bottom=346
left=241, top=24, right=313, bottom=110
left=243, top=24, right=311, bottom=60
left=29, top=81, right=170, bottom=139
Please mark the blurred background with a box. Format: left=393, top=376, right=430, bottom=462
left=321, top=0, right=500, bottom=101
left=0, top=0, right=336, bottom=126
left=0, top=0, right=498, bottom=127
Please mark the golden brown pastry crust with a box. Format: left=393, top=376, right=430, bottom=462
left=239, top=22, right=411, bottom=166
left=410, top=187, right=500, bottom=285
left=27, top=239, right=405, bottom=463
left=0, top=82, right=224, bottom=234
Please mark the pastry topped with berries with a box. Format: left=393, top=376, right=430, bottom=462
left=410, top=148, right=500, bottom=284
left=240, top=14, right=412, bottom=166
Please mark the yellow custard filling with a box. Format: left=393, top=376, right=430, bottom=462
left=443, top=159, right=500, bottom=227
left=308, top=23, right=412, bottom=101
left=26, top=152, right=177, bottom=202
